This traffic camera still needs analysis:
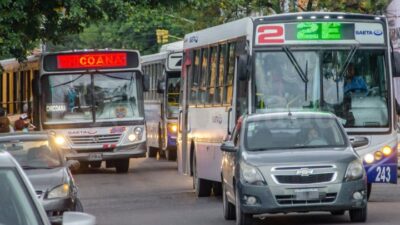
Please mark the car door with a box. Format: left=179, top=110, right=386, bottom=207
left=223, top=120, right=241, bottom=201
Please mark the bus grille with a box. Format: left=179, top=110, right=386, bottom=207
left=275, top=173, right=334, bottom=184
left=69, top=134, right=121, bottom=145
left=275, top=193, right=337, bottom=205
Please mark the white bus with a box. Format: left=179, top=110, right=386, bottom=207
left=39, top=50, right=149, bottom=173
left=142, top=41, right=183, bottom=160
left=178, top=12, right=399, bottom=197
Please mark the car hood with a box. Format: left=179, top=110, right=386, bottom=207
left=243, top=147, right=357, bottom=167
left=25, top=167, right=66, bottom=192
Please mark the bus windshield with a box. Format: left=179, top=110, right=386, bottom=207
left=166, top=75, right=180, bottom=118
left=42, top=72, right=141, bottom=125
left=254, top=49, right=389, bottom=128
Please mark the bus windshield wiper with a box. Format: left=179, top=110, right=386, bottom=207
left=283, top=47, right=309, bottom=101
left=338, top=45, right=359, bottom=80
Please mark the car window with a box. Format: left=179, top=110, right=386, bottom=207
left=245, top=117, right=347, bottom=151
left=0, top=168, right=44, bottom=225
left=0, top=141, right=62, bottom=168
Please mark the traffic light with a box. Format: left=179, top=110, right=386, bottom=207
left=156, top=29, right=169, bottom=44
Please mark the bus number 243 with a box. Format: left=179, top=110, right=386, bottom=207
left=375, top=166, right=391, bottom=182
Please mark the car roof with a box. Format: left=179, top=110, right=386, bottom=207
left=0, top=150, right=19, bottom=167
left=0, top=132, right=50, bottom=142
left=245, top=111, right=336, bottom=122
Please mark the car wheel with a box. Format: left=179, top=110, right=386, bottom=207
left=331, top=210, right=345, bottom=215
left=222, top=181, right=235, bottom=220
left=349, top=205, right=367, bottom=222
left=74, top=198, right=84, bottom=212
left=166, top=149, right=177, bottom=161
left=193, top=154, right=212, bottom=197
left=367, top=183, right=372, bottom=200
left=89, top=161, right=101, bottom=169
left=115, top=159, right=130, bottom=173
left=213, top=182, right=222, bottom=196
left=235, top=189, right=253, bottom=225
left=148, top=147, right=158, bottom=158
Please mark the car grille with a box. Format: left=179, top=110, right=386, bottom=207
left=69, top=134, right=121, bottom=145
left=275, top=173, right=334, bottom=184
left=275, top=193, right=337, bottom=205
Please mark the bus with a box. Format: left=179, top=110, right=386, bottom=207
left=1, top=50, right=149, bottom=173
left=178, top=12, right=399, bottom=197
left=142, top=41, right=183, bottom=160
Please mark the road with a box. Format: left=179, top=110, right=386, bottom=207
left=75, top=158, right=400, bottom=225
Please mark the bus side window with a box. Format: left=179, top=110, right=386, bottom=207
left=225, top=42, right=235, bottom=105
left=207, top=46, right=218, bottom=105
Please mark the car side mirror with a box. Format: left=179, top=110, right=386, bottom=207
left=350, top=137, right=369, bottom=148
left=220, top=141, right=237, bottom=152
left=223, top=134, right=231, bottom=142
left=157, top=79, right=165, bottom=94
left=66, top=160, right=80, bottom=171
left=142, top=74, right=150, bottom=92
left=62, top=212, right=96, bottom=225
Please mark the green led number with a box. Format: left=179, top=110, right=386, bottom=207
left=297, top=22, right=342, bottom=40
left=297, top=22, right=319, bottom=40
left=321, top=22, right=341, bottom=40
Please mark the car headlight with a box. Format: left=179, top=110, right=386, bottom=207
left=240, top=161, right=266, bottom=185
left=344, top=160, right=364, bottom=181
left=47, top=184, right=70, bottom=199
left=168, top=123, right=178, bottom=133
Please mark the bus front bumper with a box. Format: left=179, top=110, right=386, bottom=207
left=65, top=142, right=147, bottom=162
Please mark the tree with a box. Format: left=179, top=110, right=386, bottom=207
left=0, top=0, right=126, bottom=60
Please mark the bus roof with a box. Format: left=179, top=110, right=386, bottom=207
left=160, top=41, right=183, bottom=52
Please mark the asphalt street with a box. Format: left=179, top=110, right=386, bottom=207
left=74, top=158, right=400, bottom=225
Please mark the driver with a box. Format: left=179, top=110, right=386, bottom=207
left=344, top=63, right=368, bottom=94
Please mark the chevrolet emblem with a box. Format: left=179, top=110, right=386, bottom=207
left=296, top=168, right=314, bottom=176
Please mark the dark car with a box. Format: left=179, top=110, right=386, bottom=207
left=221, top=112, right=367, bottom=225
left=0, top=132, right=83, bottom=224
left=0, top=150, right=95, bottom=225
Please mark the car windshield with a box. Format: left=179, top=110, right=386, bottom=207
left=166, top=75, right=180, bottom=118
left=254, top=49, right=389, bottom=128
left=0, top=140, right=61, bottom=169
left=245, top=117, right=347, bottom=151
left=0, top=169, right=43, bottom=225
left=42, top=72, right=142, bottom=125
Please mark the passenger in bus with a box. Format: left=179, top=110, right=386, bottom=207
left=14, top=114, right=35, bottom=132
left=344, top=63, right=368, bottom=94
left=0, top=108, right=11, bottom=133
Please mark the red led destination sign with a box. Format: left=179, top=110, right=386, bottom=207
left=57, top=53, right=127, bottom=69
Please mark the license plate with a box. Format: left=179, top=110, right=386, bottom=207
left=295, top=189, right=319, bottom=200
left=88, top=153, right=102, bottom=161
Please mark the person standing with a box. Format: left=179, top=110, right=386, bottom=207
left=0, top=108, right=11, bottom=133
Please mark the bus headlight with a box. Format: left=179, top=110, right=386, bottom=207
left=55, top=136, right=66, bottom=145
left=345, top=160, right=364, bottom=181
left=364, top=153, right=374, bottom=164
left=128, top=134, right=138, bottom=142
left=381, top=146, right=392, bottom=156
left=240, top=161, right=266, bottom=186
left=168, top=123, right=178, bottom=133
left=127, top=127, right=144, bottom=143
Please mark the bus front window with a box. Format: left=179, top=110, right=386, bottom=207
left=254, top=49, right=389, bottom=128
left=42, top=72, right=141, bottom=125
left=166, top=76, right=180, bottom=118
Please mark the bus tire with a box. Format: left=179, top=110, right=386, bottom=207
left=166, top=149, right=177, bottom=161
left=213, top=182, right=222, bottom=196
left=193, top=154, right=212, bottom=197
left=115, top=159, right=130, bottom=173
left=367, top=183, right=371, bottom=200
left=148, top=147, right=158, bottom=158
left=89, top=161, right=101, bottom=169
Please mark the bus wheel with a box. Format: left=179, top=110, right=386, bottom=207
left=193, top=154, right=212, bottom=197
left=367, top=183, right=372, bottom=200
left=166, top=149, right=177, bottom=161
left=213, top=182, right=222, bottom=196
left=148, top=147, right=158, bottom=158
left=115, top=159, right=130, bottom=173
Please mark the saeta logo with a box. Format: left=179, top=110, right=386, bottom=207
left=355, top=30, right=383, bottom=36
left=374, top=30, right=383, bottom=36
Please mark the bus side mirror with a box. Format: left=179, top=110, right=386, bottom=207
left=238, top=54, right=250, bottom=81
left=143, top=74, right=150, bottom=92
left=393, top=52, right=400, bottom=77
left=157, top=79, right=165, bottom=94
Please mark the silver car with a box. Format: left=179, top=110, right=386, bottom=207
left=0, top=150, right=95, bottom=225
left=221, top=112, right=367, bottom=225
